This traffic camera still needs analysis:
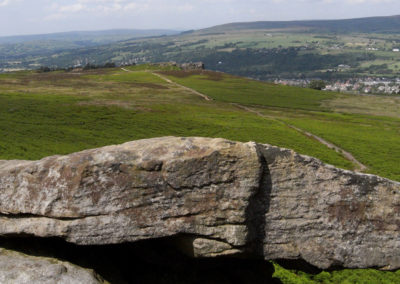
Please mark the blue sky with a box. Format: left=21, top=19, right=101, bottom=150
left=0, top=0, right=399, bottom=36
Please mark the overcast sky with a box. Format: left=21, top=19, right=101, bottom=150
left=0, top=0, right=399, bottom=36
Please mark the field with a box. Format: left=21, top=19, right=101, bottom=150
left=0, top=64, right=399, bottom=283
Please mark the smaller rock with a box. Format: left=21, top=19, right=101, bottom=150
left=180, top=62, right=205, bottom=70
left=0, top=248, right=105, bottom=284
left=192, top=238, right=243, bottom=257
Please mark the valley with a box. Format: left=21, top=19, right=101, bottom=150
left=2, top=16, right=400, bottom=89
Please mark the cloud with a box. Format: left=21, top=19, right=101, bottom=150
left=47, top=0, right=199, bottom=18
left=43, top=0, right=400, bottom=18
left=59, top=3, right=86, bottom=13
left=51, top=0, right=142, bottom=15
left=0, top=0, right=12, bottom=6
left=0, top=0, right=23, bottom=7
left=344, top=0, right=396, bottom=3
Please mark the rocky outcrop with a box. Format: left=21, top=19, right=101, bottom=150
left=0, top=248, right=105, bottom=284
left=0, top=137, right=399, bottom=274
left=180, top=62, right=205, bottom=70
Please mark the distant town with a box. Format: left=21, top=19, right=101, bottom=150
left=274, top=77, right=400, bottom=95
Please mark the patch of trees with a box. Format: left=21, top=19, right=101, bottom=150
left=38, top=66, right=52, bottom=73
left=37, top=62, right=117, bottom=73
left=83, top=62, right=116, bottom=70
left=166, top=47, right=373, bottom=79
left=308, top=80, right=327, bottom=90
left=366, top=64, right=392, bottom=74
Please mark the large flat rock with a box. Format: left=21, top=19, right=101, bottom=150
left=0, top=137, right=261, bottom=257
left=0, top=137, right=399, bottom=270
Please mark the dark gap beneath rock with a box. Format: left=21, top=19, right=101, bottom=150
left=0, top=235, right=282, bottom=284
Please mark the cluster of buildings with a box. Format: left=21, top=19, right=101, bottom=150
left=324, top=78, right=400, bottom=95
left=274, top=78, right=400, bottom=95
left=274, top=79, right=309, bottom=87
left=365, top=47, right=399, bottom=52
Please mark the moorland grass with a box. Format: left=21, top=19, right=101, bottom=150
left=0, top=91, right=351, bottom=170
left=283, top=112, right=400, bottom=180
left=85, top=70, right=167, bottom=84
left=0, top=67, right=349, bottom=168
left=164, top=70, right=400, bottom=181
left=161, top=70, right=338, bottom=110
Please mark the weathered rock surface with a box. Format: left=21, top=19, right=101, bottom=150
left=260, top=145, right=400, bottom=270
left=0, top=137, right=261, bottom=257
left=0, top=136, right=399, bottom=272
left=0, top=248, right=104, bottom=284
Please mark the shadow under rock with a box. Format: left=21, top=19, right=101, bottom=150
left=1, top=235, right=282, bottom=284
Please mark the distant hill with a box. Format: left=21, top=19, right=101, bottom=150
left=0, top=29, right=180, bottom=45
left=199, top=15, right=400, bottom=34
left=1, top=15, right=400, bottom=77
left=0, top=29, right=180, bottom=67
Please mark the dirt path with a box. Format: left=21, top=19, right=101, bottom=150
left=152, top=72, right=213, bottom=101
left=120, top=68, right=213, bottom=101
left=122, top=67, right=368, bottom=171
left=233, top=104, right=368, bottom=172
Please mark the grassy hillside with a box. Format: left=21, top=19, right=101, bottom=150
left=0, top=29, right=179, bottom=44
left=159, top=70, right=336, bottom=110
left=201, top=15, right=400, bottom=34
left=0, top=64, right=399, bottom=283
left=0, top=67, right=349, bottom=169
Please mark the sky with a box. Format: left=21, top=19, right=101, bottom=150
left=0, top=0, right=399, bottom=36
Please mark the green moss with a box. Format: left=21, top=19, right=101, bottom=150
left=273, top=263, right=400, bottom=284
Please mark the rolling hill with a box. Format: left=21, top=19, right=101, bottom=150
left=198, top=15, right=400, bottom=34
left=0, top=29, right=179, bottom=71
left=0, top=29, right=180, bottom=45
